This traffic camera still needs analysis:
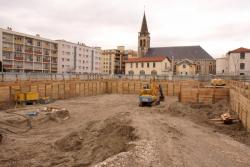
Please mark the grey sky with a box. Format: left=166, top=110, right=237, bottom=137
left=1, top=0, right=250, bottom=57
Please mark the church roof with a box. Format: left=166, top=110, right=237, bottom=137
left=140, top=12, right=149, bottom=34
left=146, top=46, right=214, bottom=60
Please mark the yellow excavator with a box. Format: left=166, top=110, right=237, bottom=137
left=139, top=82, right=164, bottom=107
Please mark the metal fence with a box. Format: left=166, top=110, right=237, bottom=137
left=1, top=72, right=250, bottom=82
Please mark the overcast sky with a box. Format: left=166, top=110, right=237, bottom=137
left=1, top=0, right=250, bottom=58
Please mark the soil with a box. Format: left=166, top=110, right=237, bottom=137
left=0, top=94, right=250, bottom=167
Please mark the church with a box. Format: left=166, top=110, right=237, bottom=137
left=126, top=12, right=216, bottom=76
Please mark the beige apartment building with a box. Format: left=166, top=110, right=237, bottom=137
left=0, top=27, right=58, bottom=73
left=125, top=56, right=172, bottom=75
left=101, top=46, right=128, bottom=75
left=57, top=40, right=101, bottom=74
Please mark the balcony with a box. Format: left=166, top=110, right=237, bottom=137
left=15, top=56, right=24, bottom=61
left=51, top=51, right=58, bottom=57
left=43, top=42, right=50, bottom=49
left=34, top=51, right=42, bottom=55
left=14, top=40, right=23, bottom=45
left=3, top=55, right=13, bottom=60
left=24, top=63, right=33, bottom=69
left=3, top=37, right=13, bottom=43
left=3, top=64, right=12, bottom=68
left=3, top=47, right=13, bottom=52
left=25, top=49, right=33, bottom=53
left=43, top=59, right=50, bottom=63
left=13, top=65, right=23, bottom=69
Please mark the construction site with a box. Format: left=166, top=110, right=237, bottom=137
left=0, top=76, right=250, bottom=167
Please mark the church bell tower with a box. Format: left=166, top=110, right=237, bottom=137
left=138, top=12, right=150, bottom=57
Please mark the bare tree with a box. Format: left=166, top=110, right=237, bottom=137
left=230, top=54, right=240, bottom=76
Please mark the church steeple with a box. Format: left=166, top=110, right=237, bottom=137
left=140, top=12, right=149, bottom=34
left=138, top=12, right=150, bottom=57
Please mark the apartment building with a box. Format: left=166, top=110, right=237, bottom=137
left=0, top=27, right=58, bottom=73
left=101, top=46, right=128, bottom=75
left=216, top=47, right=250, bottom=75
left=57, top=40, right=101, bottom=74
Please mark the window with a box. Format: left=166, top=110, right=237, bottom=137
left=136, top=63, right=138, bottom=68
left=240, top=73, right=245, bottom=75
left=183, top=64, right=186, bottom=68
left=130, top=63, right=132, bottom=68
left=128, top=70, right=134, bottom=75
left=141, top=62, right=144, bottom=68
left=153, top=62, right=155, bottom=68
left=240, top=52, right=245, bottom=59
left=139, top=70, right=145, bottom=75
left=147, top=63, right=149, bottom=68
left=165, top=63, right=168, bottom=69
left=151, top=70, right=157, bottom=76
left=240, top=63, right=245, bottom=69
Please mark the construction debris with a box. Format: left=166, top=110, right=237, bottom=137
left=221, top=113, right=233, bottom=124
left=41, top=107, right=70, bottom=122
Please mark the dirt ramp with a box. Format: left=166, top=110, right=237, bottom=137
left=54, top=112, right=138, bottom=166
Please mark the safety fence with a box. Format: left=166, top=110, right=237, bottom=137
left=179, top=86, right=229, bottom=104
left=1, top=72, right=250, bottom=82
left=0, top=79, right=200, bottom=105
left=230, top=89, right=250, bottom=131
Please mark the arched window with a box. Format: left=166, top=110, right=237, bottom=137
left=140, top=70, right=145, bottom=75
left=143, top=39, right=146, bottom=47
left=128, top=70, right=134, bottom=75
left=151, top=70, right=157, bottom=76
left=140, top=40, right=143, bottom=47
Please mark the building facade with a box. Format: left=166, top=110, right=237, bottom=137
left=216, top=47, right=250, bottom=75
left=57, top=40, right=101, bottom=74
left=125, top=56, right=171, bottom=75
left=176, top=59, right=196, bottom=75
left=0, top=27, right=58, bottom=73
left=101, top=46, right=128, bottom=75
left=216, top=57, right=228, bottom=75
left=137, top=13, right=216, bottom=75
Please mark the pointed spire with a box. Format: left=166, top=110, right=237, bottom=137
left=140, top=12, right=149, bottom=34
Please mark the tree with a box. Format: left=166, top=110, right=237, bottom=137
left=230, top=54, right=240, bottom=76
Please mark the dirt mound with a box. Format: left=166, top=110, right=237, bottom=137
left=53, top=112, right=138, bottom=166
left=168, top=100, right=250, bottom=145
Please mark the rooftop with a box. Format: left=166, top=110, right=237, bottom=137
left=125, top=56, right=168, bottom=63
left=146, top=45, right=214, bottom=60
left=228, top=47, right=250, bottom=54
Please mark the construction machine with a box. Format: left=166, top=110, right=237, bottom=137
left=211, top=78, right=226, bottom=86
left=139, top=82, right=164, bottom=107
